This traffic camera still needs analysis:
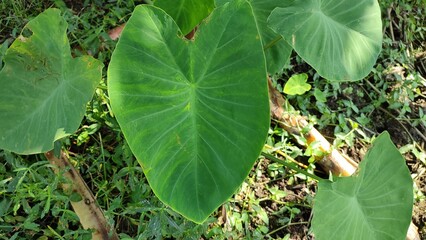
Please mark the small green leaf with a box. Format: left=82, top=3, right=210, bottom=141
left=314, top=88, right=327, bottom=102
left=154, top=0, right=215, bottom=35
left=0, top=9, right=103, bottom=154
left=312, top=132, right=413, bottom=240
left=53, top=141, right=62, bottom=158
left=284, top=73, right=311, bottom=95
left=0, top=198, right=12, bottom=217
left=69, top=191, right=83, bottom=202
left=23, top=221, right=40, bottom=231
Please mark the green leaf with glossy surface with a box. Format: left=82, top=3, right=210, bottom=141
left=108, top=1, right=269, bottom=223
left=216, top=0, right=292, bottom=74
left=312, top=132, right=413, bottom=240
left=0, top=9, right=103, bottom=154
left=268, top=0, right=382, bottom=80
left=154, top=0, right=215, bottom=35
left=284, top=73, right=311, bottom=95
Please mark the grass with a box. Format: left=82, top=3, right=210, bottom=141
left=0, top=0, right=425, bottom=239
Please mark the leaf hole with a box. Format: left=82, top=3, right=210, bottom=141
left=21, top=28, right=33, bottom=38
left=184, top=27, right=197, bottom=40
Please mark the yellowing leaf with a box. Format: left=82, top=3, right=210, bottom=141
left=0, top=9, right=103, bottom=154
left=284, top=73, right=311, bottom=95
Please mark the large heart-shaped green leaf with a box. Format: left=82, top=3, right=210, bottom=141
left=0, top=9, right=103, bottom=154
left=154, top=0, right=215, bottom=35
left=216, top=0, right=292, bottom=74
left=312, top=132, right=413, bottom=240
left=108, top=0, right=269, bottom=223
left=268, top=0, right=382, bottom=80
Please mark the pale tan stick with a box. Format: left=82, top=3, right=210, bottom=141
left=267, top=77, right=420, bottom=240
left=45, top=150, right=119, bottom=240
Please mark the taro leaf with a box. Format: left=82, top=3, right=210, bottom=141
left=283, top=73, right=311, bottom=95
left=108, top=0, right=269, bottom=223
left=216, top=0, right=292, bottom=74
left=268, top=0, right=382, bottom=80
left=251, top=0, right=292, bottom=74
left=154, top=0, right=215, bottom=35
left=0, top=9, right=103, bottom=154
left=312, top=132, right=413, bottom=240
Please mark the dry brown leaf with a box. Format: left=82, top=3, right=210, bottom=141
left=108, top=24, right=125, bottom=41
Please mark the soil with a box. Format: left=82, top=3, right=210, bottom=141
left=62, top=0, right=84, bottom=12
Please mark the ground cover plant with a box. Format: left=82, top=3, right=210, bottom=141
left=0, top=0, right=425, bottom=239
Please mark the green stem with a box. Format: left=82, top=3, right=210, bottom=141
left=261, top=152, right=323, bottom=181
left=267, top=221, right=310, bottom=236
left=263, top=35, right=283, bottom=50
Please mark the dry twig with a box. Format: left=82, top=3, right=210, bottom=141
left=45, top=151, right=119, bottom=240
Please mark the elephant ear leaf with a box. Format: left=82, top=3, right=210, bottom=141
left=108, top=0, right=269, bottom=223
left=268, top=0, right=382, bottom=80
left=0, top=9, right=103, bottom=154
left=312, top=132, right=413, bottom=240
left=216, top=0, right=292, bottom=75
